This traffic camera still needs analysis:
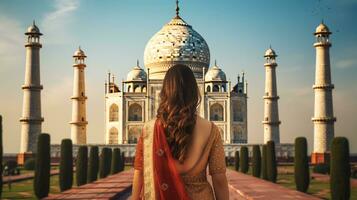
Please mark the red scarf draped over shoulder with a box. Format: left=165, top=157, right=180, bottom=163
left=152, top=119, right=190, bottom=200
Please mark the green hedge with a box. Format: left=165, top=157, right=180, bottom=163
left=266, top=141, right=277, bottom=183
left=59, top=139, right=73, bottom=191
left=252, top=145, right=261, bottom=178
left=234, top=150, right=240, bottom=172
left=34, top=133, right=51, bottom=199
left=76, top=146, right=88, bottom=186
left=294, top=137, right=310, bottom=193
left=330, top=137, right=350, bottom=200
left=262, top=145, right=268, bottom=180
left=120, top=152, right=125, bottom=172
left=99, top=148, right=111, bottom=178
left=24, top=158, right=36, bottom=170
left=240, top=146, right=249, bottom=174
left=313, top=163, right=330, bottom=174
left=111, top=148, right=122, bottom=174
left=87, top=146, right=99, bottom=183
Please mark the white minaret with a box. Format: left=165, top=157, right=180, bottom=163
left=70, top=47, right=88, bottom=144
left=311, top=22, right=336, bottom=164
left=262, top=47, right=281, bottom=144
left=20, top=21, right=44, bottom=153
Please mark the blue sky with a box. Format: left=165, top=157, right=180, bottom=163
left=1, top=0, right=357, bottom=153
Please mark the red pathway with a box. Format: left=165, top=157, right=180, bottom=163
left=2, top=169, right=59, bottom=184
left=226, top=170, right=320, bottom=200
left=42, top=169, right=320, bottom=200
left=44, top=170, right=133, bottom=200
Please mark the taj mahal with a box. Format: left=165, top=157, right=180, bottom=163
left=18, top=1, right=336, bottom=163
left=103, top=5, right=248, bottom=145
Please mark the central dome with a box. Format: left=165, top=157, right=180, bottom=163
left=144, top=15, right=210, bottom=79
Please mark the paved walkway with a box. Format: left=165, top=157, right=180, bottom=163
left=227, top=170, right=320, bottom=199
left=44, top=170, right=133, bottom=200
left=312, top=173, right=357, bottom=187
left=2, top=169, right=59, bottom=184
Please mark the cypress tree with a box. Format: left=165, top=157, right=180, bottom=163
left=120, top=152, right=125, bottom=171
left=87, top=146, right=99, bottom=183
left=266, top=141, right=277, bottom=183
left=234, top=150, right=240, bottom=172
left=262, top=145, right=268, bottom=180
left=240, top=146, right=249, bottom=174
left=99, top=147, right=111, bottom=178
left=59, top=139, right=73, bottom=191
left=76, top=146, right=88, bottom=186
left=294, top=137, right=310, bottom=193
left=111, top=148, right=121, bottom=174
left=34, top=133, right=51, bottom=199
left=330, top=137, right=350, bottom=200
left=252, top=145, right=261, bottom=178
left=0, top=116, right=3, bottom=198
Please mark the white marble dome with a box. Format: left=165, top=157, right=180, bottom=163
left=205, top=64, right=226, bottom=82
left=144, top=15, right=210, bottom=79
left=264, top=48, right=277, bottom=57
left=73, top=47, right=86, bottom=57
left=127, top=66, right=147, bottom=81
left=315, top=23, right=331, bottom=35
left=25, top=21, right=42, bottom=35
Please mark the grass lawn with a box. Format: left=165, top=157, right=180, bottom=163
left=229, top=165, right=357, bottom=200
left=1, top=165, right=132, bottom=200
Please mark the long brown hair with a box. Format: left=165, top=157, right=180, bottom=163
left=156, top=64, right=201, bottom=162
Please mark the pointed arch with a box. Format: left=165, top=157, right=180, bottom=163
left=109, top=127, right=118, bottom=144
left=128, top=103, right=142, bottom=121
left=210, top=103, right=224, bottom=121
left=109, top=104, right=119, bottom=121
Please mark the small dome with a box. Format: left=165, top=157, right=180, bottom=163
left=73, top=47, right=86, bottom=57
left=25, top=21, right=42, bottom=35
left=315, top=23, right=331, bottom=35
left=127, top=65, right=147, bottom=81
left=264, top=48, right=277, bottom=57
left=205, top=64, right=226, bottom=82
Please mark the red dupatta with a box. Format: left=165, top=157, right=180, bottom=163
left=152, top=119, right=190, bottom=200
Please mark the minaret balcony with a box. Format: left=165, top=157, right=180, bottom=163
left=262, top=120, right=281, bottom=125
left=21, top=84, right=43, bottom=90
left=264, top=63, right=277, bottom=67
left=314, top=42, right=331, bottom=48
left=20, top=117, right=44, bottom=123
left=72, top=63, right=86, bottom=68
left=312, top=84, right=334, bottom=90
left=71, top=96, right=88, bottom=100
left=263, top=95, right=279, bottom=100
left=70, top=121, right=88, bottom=125
left=311, top=117, right=336, bottom=123
left=25, top=43, right=42, bottom=48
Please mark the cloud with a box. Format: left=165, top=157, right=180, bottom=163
left=41, top=0, right=80, bottom=44
left=336, top=58, right=357, bottom=69
left=0, top=16, right=24, bottom=72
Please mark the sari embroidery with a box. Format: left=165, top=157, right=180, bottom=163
left=142, top=119, right=190, bottom=200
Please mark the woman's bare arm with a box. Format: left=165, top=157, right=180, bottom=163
left=212, top=173, right=229, bottom=200
left=131, top=169, right=143, bottom=200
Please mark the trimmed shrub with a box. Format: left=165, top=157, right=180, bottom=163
left=87, top=146, right=99, bottom=183
left=262, top=145, right=268, bottom=180
left=234, top=151, right=240, bottom=171
left=294, top=137, right=310, bottom=193
left=252, top=145, right=261, bottom=178
left=59, top=139, right=73, bottom=191
left=111, top=148, right=121, bottom=174
left=0, top=115, right=3, bottom=197
left=330, top=137, right=350, bottom=200
left=99, top=148, right=111, bottom=178
left=76, top=146, right=88, bottom=186
left=24, top=158, right=36, bottom=170
left=266, top=141, right=277, bottom=183
left=313, top=163, right=330, bottom=174
left=120, top=152, right=125, bottom=171
left=240, top=146, right=249, bottom=174
left=34, top=133, right=51, bottom=199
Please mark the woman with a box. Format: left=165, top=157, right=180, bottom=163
left=132, top=64, right=229, bottom=200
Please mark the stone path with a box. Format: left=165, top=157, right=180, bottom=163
left=226, top=170, right=320, bottom=199
left=2, top=169, right=59, bottom=184
left=44, top=170, right=133, bottom=200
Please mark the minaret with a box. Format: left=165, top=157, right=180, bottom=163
left=19, top=21, right=44, bottom=154
left=70, top=47, right=88, bottom=144
left=262, top=47, right=281, bottom=144
left=311, top=22, right=336, bottom=164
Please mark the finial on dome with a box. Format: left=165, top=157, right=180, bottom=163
left=136, top=59, right=139, bottom=67
left=33, top=20, right=36, bottom=26
left=176, top=0, right=180, bottom=16
left=215, top=59, right=217, bottom=66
